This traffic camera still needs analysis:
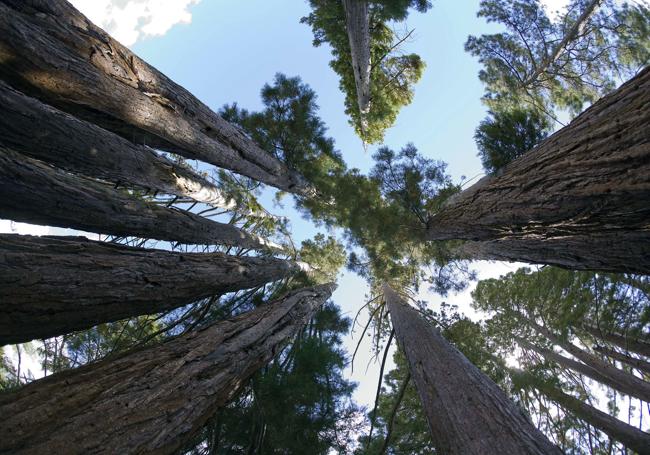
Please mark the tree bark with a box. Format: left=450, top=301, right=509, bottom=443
left=427, top=67, right=650, bottom=274
left=0, top=284, right=334, bottom=454
left=593, top=345, right=650, bottom=376
left=520, top=372, right=650, bottom=455
left=0, top=0, right=310, bottom=195
left=0, top=80, right=245, bottom=212
left=0, top=146, right=276, bottom=251
left=515, top=337, right=649, bottom=400
left=528, top=321, right=650, bottom=402
left=342, top=0, right=371, bottom=116
left=383, top=284, right=560, bottom=454
left=0, top=234, right=301, bottom=345
left=583, top=324, right=650, bottom=358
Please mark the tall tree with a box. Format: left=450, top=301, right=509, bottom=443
left=0, top=284, right=334, bottom=454
left=583, top=324, right=650, bottom=358
left=0, top=234, right=301, bottom=345
left=0, top=0, right=310, bottom=193
left=427, top=67, right=650, bottom=273
left=343, top=0, right=372, bottom=120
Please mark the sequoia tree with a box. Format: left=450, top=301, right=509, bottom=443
left=0, top=284, right=334, bottom=454
left=0, top=234, right=302, bottom=345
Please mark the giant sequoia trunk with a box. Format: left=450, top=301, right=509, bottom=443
left=583, top=324, right=650, bottom=358
left=593, top=345, right=650, bottom=375
left=0, top=0, right=310, bottom=195
left=382, top=285, right=560, bottom=454
left=519, top=372, right=650, bottom=455
left=427, top=67, right=650, bottom=274
left=0, top=81, right=244, bottom=212
left=0, top=284, right=334, bottom=454
left=529, top=321, right=650, bottom=402
left=342, top=0, right=371, bottom=116
left=0, top=147, right=275, bottom=250
left=515, top=337, right=649, bottom=400
left=0, top=234, right=301, bottom=345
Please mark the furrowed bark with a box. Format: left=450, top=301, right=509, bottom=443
left=515, top=337, right=649, bottom=400
left=428, top=67, right=650, bottom=274
left=0, top=80, right=244, bottom=212
left=528, top=321, right=650, bottom=402
left=383, top=284, right=560, bottom=454
left=593, top=345, right=650, bottom=376
left=342, top=0, right=371, bottom=116
left=0, top=234, right=301, bottom=345
left=583, top=324, right=650, bottom=358
left=0, top=284, right=334, bottom=454
left=0, top=0, right=311, bottom=194
left=0, top=147, right=276, bottom=251
left=518, top=372, right=650, bottom=455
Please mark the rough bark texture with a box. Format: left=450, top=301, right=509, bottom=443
left=383, top=284, right=560, bottom=454
left=0, top=234, right=301, bottom=345
left=342, top=0, right=371, bottom=116
left=428, top=67, right=650, bottom=274
left=0, top=147, right=275, bottom=250
left=529, top=376, right=650, bottom=455
left=529, top=321, right=650, bottom=402
left=516, top=337, right=649, bottom=400
left=583, top=324, right=650, bottom=358
left=0, top=0, right=310, bottom=194
left=0, top=284, right=334, bottom=454
left=0, top=80, right=242, bottom=211
left=594, top=345, right=650, bottom=375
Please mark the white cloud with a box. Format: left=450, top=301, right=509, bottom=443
left=69, top=0, right=201, bottom=46
left=539, top=0, right=571, bottom=21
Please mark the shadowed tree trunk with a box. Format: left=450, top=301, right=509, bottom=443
left=342, top=0, right=371, bottom=117
left=0, top=0, right=311, bottom=195
left=0, top=284, right=334, bottom=454
left=515, top=371, right=650, bottom=455
left=593, top=346, right=650, bottom=375
left=515, top=337, right=649, bottom=400
left=382, top=284, right=561, bottom=454
left=583, top=324, right=650, bottom=358
left=428, top=67, right=650, bottom=274
left=528, top=321, right=650, bottom=402
left=0, top=80, right=249, bottom=213
left=0, top=147, right=276, bottom=251
left=0, top=234, right=302, bottom=345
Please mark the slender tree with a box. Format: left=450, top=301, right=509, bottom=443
left=382, top=284, right=560, bottom=454
left=0, top=234, right=302, bottom=345
left=0, top=284, right=334, bottom=454
left=343, top=0, right=372, bottom=119
left=593, top=345, right=650, bottom=376
left=583, top=324, right=650, bottom=358
left=0, top=0, right=310, bottom=194
left=0, top=147, right=275, bottom=250
left=427, top=67, right=650, bottom=273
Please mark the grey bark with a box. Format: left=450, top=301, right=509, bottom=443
left=515, top=337, right=650, bottom=401
left=522, top=373, right=650, bottom=455
left=583, top=324, right=650, bottom=358
left=428, top=67, right=650, bottom=274
left=383, top=284, right=560, bottom=454
left=342, top=0, right=371, bottom=117
left=0, top=0, right=311, bottom=194
left=0, top=146, right=275, bottom=251
left=0, top=80, right=244, bottom=212
left=0, top=234, right=301, bottom=345
left=528, top=321, right=650, bottom=402
left=593, top=345, right=650, bottom=376
left=0, top=284, right=334, bottom=454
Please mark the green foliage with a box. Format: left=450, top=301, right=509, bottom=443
left=302, top=1, right=429, bottom=143
left=474, top=107, right=551, bottom=174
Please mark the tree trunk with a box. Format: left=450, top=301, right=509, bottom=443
left=593, top=345, right=650, bottom=376
left=515, top=337, right=648, bottom=400
left=383, top=284, right=560, bottom=454
left=583, top=324, right=650, bottom=358
left=520, top=372, right=650, bottom=455
left=0, top=80, right=246, bottom=213
left=0, top=234, right=301, bottom=345
left=427, top=67, right=650, bottom=274
left=0, top=0, right=310, bottom=195
left=528, top=321, right=650, bottom=402
left=342, top=0, right=371, bottom=116
left=0, top=284, right=334, bottom=454
left=0, top=146, right=276, bottom=251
